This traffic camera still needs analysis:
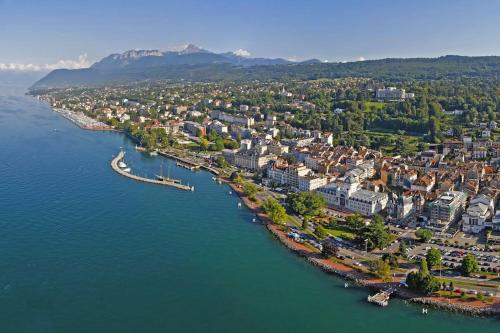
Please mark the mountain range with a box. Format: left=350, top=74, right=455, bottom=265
left=30, top=45, right=500, bottom=89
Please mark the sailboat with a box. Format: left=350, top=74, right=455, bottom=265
left=156, top=161, right=181, bottom=183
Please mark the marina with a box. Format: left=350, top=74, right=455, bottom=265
left=111, top=150, right=193, bottom=191
left=53, top=108, right=111, bottom=130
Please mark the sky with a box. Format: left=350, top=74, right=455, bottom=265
left=1, top=0, right=500, bottom=71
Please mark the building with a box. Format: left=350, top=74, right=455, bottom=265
left=428, top=191, right=467, bottom=231
left=298, top=175, right=327, bottom=192
left=207, top=120, right=228, bottom=135
left=388, top=193, right=414, bottom=219
left=266, top=159, right=310, bottom=188
left=317, top=177, right=388, bottom=216
left=183, top=121, right=206, bottom=136
left=462, top=194, right=495, bottom=234
left=211, top=110, right=255, bottom=128
left=234, top=151, right=275, bottom=170
left=411, top=173, right=435, bottom=193
left=492, top=211, right=500, bottom=231
left=376, top=87, right=414, bottom=101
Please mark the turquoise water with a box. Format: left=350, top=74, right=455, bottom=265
left=0, top=94, right=498, bottom=333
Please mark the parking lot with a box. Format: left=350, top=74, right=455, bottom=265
left=407, top=244, right=500, bottom=272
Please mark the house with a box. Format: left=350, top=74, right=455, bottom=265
left=411, top=173, right=435, bottom=193
left=207, top=120, right=228, bottom=135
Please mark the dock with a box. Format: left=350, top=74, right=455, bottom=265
left=158, top=150, right=220, bottom=175
left=367, top=288, right=394, bottom=307
left=111, top=151, right=193, bottom=191
left=176, top=161, right=200, bottom=171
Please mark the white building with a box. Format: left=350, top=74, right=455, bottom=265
left=211, top=110, right=254, bottom=128
left=208, top=120, right=228, bottom=135
left=298, top=176, right=328, bottom=192
left=376, top=87, right=413, bottom=101
left=462, top=194, right=495, bottom=234
left=317, top=177, right=388, bottom=216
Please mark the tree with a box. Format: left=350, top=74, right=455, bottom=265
left=415, top=228, right=433, bottom=243
left=216, top=156, right=228, bottom=168
left=406, top=258, right=440, bottom=294
left=262, top=198, right=288, bottom=224
left=398, top=240, right=408, bottom=258
left=372, top=259, right=391, bottom=281
left=286, top=192, right=326, bottom=221
left=382, top=253, right=399, bottom=269
left=200, top=138, right=209, bottom=151
left=231, top=172, right=244, bottom=185
left=321, top=241, right=338, bottom=258
left=361, top=214, right=392, bottom=250
left=345, top=213, right=364, bottom=230
left=214, top=138, right=225, bottom=151
left=460, top=254, right=479, bottom=276
left=426, top=248, right=442, bottom=268
left=243, top=182, right=260, bottom=200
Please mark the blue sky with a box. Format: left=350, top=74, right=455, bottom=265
left=1, top=0, right=500, bottom=70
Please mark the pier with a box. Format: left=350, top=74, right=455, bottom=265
left=367, top=288, right=395, bottom=307
left=176, top=160, right=200, bottom=171
left=111, top=151, right=193, bottom=191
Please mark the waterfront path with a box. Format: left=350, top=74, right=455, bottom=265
left=111, top=151, right=193, bottom=191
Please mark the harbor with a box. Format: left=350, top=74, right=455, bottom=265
left=111, top=150, right=194, bottom=191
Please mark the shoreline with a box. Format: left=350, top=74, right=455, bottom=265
left=226, top=181, right=500, bottom=318
left=52, top=107, right=118, bottom=132
left=48, top=106, right=500, bottom=317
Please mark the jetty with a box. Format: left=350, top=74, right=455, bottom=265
left=111, top=151, right=193, bottom=191
left=367, top=288, right=395, bottom=307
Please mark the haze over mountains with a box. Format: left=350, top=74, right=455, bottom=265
left=31, top=44, right=500, bottom=89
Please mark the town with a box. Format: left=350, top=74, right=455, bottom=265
left=32, top=77, right=500, bottom=309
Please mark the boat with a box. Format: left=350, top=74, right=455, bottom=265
left=123, top=167, right=131, bottom=173
left=191, top=186, right=195, bottom=192
left=156, top=175, right=181, bottom=184
left=149, top=151, right=158, bottom=156
left=118, top=161, right=127, bottom=168
left=135, top=145, right=146, bottom=152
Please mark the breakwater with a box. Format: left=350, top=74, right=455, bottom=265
left=111, top=151, right=193, bottom=191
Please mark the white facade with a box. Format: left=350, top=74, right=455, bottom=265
left=462, top=194, right=495, bottom=234
left=317, top=177, right=388, bottom=216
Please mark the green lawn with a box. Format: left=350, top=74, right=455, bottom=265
left=325, top=227, right=356, bottom=240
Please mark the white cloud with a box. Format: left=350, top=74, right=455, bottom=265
left=233, top=49, right=251, bottom=57
left=0, top=54, right=91, bottom=72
